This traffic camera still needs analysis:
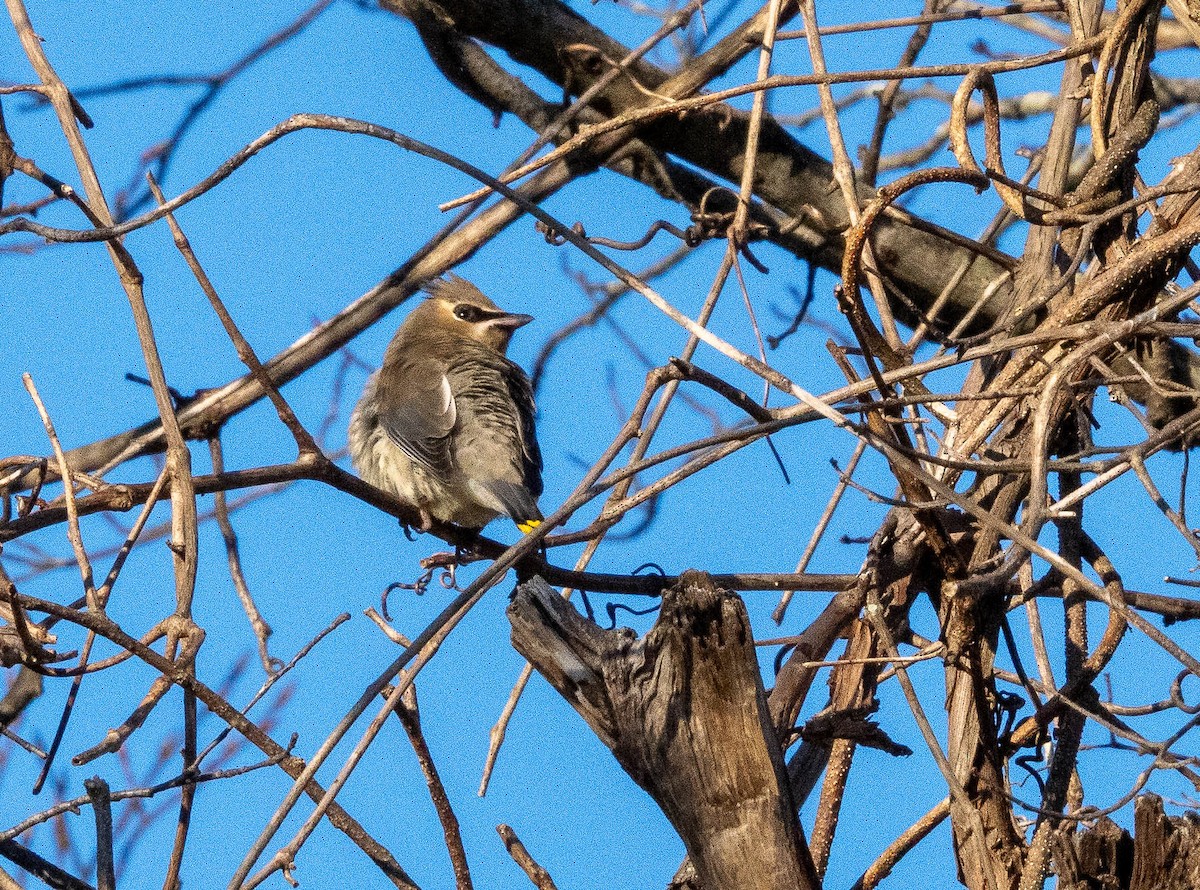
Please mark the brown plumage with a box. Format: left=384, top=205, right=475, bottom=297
left=349, top=276, right=543, bottom=531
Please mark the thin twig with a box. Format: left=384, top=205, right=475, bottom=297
left=21, top=375, right=95, bottom=604
left=496, top=825, right=558, bottom=890
left=849, top=797, right=951, bottom=890
left=208, top=437, right=278, bottom=673
left=85, top=778, right=114, bottom=890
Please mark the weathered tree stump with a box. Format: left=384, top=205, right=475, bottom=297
left=1053, top=794, right=1200, bottom=890
left=508, top=571, right=819, bottom=890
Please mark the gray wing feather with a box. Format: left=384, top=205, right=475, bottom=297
left=504, top=364, right=544, bottom=501
left=445, top=352, right=543, bottom=521
left=376, top=361, right=457, bottom=478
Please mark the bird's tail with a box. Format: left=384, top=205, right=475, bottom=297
left=485, top=480, right=542, bottom=534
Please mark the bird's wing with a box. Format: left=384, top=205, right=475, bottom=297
left=476, top=361, right=543, bottom=531
left=504, top=363, right=544, bottom=500
left=376, top=360, right=457, bottom=478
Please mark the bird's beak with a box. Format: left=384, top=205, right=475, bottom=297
left=489, top=312, right=534, bottom=330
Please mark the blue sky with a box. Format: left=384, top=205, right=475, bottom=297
left=3, top=2, right=1200, bottom=888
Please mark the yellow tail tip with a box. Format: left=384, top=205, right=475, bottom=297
left=516, top=519, right=542, bottom=534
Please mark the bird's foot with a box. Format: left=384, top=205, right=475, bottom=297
left=399, top=509, right=435, bottom=540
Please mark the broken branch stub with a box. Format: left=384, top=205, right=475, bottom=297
left=508, top=571, right=818, bottom=890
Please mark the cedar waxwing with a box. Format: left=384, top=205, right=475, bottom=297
left=349, top=276, right=543, bottom=532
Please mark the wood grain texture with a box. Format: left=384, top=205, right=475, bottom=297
left=508, top=572, right=818, bottom=890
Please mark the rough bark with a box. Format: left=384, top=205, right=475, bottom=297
left=508, top=572, right=818, bottom=890
left=386, top=0, right=1012, bottom=330
left=383, top=0, right=1200, bottom=424
left=1053, top=794, right=1200, bottom=890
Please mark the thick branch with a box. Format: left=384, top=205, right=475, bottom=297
left=508, top=572, right=818, bottom=890
left=385, top=0, right=1200, bottom=423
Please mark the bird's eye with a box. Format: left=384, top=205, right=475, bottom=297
left=454, top=305, right=482, bottom=322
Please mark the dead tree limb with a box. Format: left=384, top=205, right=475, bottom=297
left=508, top=572, right=819, bottom=890
left=1053, top=794, right=1200, bottom=890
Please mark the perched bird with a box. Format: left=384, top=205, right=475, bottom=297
left=349, top=276, right=543, bottom=533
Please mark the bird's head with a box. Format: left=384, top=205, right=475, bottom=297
left=409, top=276, right=533, bottom=354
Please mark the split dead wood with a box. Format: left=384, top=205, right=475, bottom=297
left=508, top=571, right=818, bottom=890
left=1052, top=793, right=1200, bottom=890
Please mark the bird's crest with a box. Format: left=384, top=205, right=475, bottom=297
left=422, top=275, right=500, bottom=311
